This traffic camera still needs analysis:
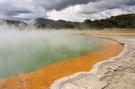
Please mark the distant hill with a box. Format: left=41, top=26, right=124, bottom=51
left=31, top=14, right=135, bottom=29
left=30, top=18, right=80, bottom=29
left=30, top=18, right=67, bottom=27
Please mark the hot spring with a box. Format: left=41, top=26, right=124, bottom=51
left=0, top=30, right=103, bottom=79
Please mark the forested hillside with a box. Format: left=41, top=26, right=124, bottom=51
left=1, top=14, right=135, bottom=30
left=83, top=14, right=135, bottom=29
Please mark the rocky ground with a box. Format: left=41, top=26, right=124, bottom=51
left=50, top=38, right=135, bottom=89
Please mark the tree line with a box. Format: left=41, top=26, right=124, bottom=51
left=1, top=14, right=135, bottom=30
left=37, top=14, right=135, bottom=29
left=83, top=14, right=135, bottom=29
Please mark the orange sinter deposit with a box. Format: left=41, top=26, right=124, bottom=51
left=0, top=36, right=123, bottom=89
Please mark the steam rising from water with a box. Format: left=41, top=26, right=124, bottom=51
left=0, top=24, right=103, bottom=79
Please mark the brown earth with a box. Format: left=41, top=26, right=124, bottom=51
left=79, top=30, right=135, bottom=36
left=0, top=33, right=123, bottom=89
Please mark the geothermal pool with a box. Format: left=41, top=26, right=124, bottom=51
left=0, top=30, right=103, bottom=79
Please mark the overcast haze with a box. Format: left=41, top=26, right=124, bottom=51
left=0, top=0, right=135, bottom=22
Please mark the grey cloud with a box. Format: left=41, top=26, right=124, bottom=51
left=5, top=10, right=31, bottom=16
left=0, top=0, right=135, bottom=22
left=78, top=0, right=135, bottom=15
left=31, top=0, right=99, bottom=10
left=123, top=0, right=135, bottom=6
left=0, top=3, right=31, bottom=16
left=9, top=10, right=31, bottom=14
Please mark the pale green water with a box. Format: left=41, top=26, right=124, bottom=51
left=0, top=30, right=103, bottom=79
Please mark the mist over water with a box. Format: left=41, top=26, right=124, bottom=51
left=0, top=25, right=103, bottom=79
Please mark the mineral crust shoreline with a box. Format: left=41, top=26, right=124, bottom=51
left=50, top=37, right=135, bottom=89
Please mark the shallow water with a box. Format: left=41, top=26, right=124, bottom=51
left=0, top=30, right=103, bottom=79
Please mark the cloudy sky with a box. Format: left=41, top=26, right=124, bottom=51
left=0, top=0, right=135, bottom=22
